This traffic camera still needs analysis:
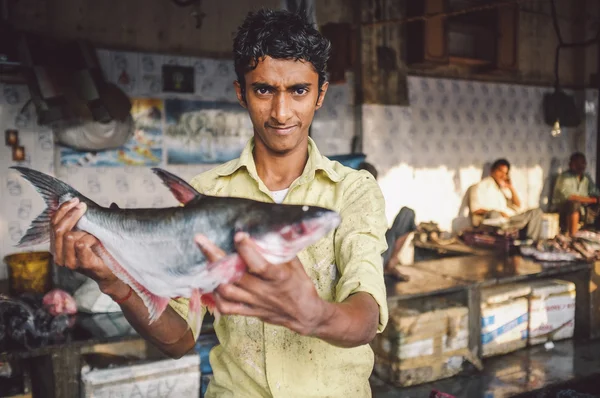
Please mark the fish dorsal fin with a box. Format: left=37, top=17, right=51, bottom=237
left=151, top=168, right=202, bottom=205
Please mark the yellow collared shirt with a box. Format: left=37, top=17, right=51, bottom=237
left=169, top=137, right=389, bottom=397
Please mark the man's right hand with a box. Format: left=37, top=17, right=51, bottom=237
left=50, top=198, right=126, bottom=298
left=51, top=198, right=195, bottom=358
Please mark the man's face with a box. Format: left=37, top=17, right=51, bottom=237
left=234, top=56, right=328, bottom=155
left=491, top=165, right=509, bottom=184
left=570, top=157, right=587, bottom=175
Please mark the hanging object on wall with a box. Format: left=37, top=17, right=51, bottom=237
left=543, top=89, right=581, bottom=132
left=12, top=145, right=25, bottom=161
left=162, top=65, right=195, bottom=93
left=59, top=98, right=164, bottom=168
left=54, top=115, right=135, bottom=152
left=5, top=129, right=18, bottom=146
left=4, top=129, right=25, bottom=161
left=16, top=34, right=132, bottom=131
left=54, top=83, right=135, bottom=151
left=281, top=0, right=317, bottom=26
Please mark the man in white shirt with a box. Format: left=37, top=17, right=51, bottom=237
left=469, top=158, right=543, bottom=240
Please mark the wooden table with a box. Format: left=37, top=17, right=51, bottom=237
left=385, top=265, right=469, bottom=302
left=413, top=239, right=494, bottom=257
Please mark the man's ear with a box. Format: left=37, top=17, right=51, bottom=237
left=315, top=81, right=329, bottom=110
left=234, top=81, right=247, bottom=109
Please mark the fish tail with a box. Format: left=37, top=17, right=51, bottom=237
left=10, top=166, right=84, bottom=247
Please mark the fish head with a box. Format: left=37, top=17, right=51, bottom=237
left=240, top=204, right=341, bottom=265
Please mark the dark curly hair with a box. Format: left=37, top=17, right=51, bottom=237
left=491, top=158, right=510, bottom=171
left=233, top=8, right=331, bottom=100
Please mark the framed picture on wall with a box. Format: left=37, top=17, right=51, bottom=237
left=5, top=129, right=18, bottom=146
left=164, top=99, right=252, bottom=164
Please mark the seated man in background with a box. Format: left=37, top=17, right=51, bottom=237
left=551, top=152, right=600, bottom=235
left=359, top=161, right=415, bottom=280
left=470, top=158, right=543, bottom=240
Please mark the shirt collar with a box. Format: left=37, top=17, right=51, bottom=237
left=216, top=136, right=342, bottom=183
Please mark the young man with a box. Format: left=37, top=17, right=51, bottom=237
left=469, top=158, right=543, bottom=240
left=552, top=152, right=600, bottom=235
left=49, top=9, right=389, bottom=397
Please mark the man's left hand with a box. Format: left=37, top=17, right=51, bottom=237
left=195, top=232, right=329, bottom=336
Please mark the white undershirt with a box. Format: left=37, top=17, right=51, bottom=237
left=271, top=188, right=289, bottom=204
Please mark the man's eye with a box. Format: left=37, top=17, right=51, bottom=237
left=295, top=88, right=307, bottom=95
left=256, top=88, right=270, bottom=95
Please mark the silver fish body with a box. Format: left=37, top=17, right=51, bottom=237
left=11, top=166, right=341, bottom=324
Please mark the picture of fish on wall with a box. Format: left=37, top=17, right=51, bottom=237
left=59, top=98, right=164, bottom=167
left=165, top=98, right=253, bottom=164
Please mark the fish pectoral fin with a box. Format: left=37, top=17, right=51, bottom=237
left=92, top=243, right=169, bottom=324
left=205, top=254, right=247, bottom=285
left=199, top=293, right=221, bottom=322
left=188, top=289, right=206, bottom=334
left=151, top=167, right=202, bottom=205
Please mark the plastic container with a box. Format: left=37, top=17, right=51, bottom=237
left=3, top=251, right=52, bottom=296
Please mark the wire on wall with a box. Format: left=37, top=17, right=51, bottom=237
left=549, top=0, right=600, bottom=89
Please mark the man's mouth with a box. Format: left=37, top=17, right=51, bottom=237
left=267, top=125, right=297, bottom=135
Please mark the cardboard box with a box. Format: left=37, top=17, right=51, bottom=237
left=481, top=284, right=531, bottom=357
left=80, top=354, right=200, bottom=398
left=372, top=304, right=479, bottom=387
left=528, top=279, right=576, bottom=345
left=540, top=213, right=559, bottom=240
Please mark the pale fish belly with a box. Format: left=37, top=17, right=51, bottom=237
left=77, top=216, right=205, bottom=298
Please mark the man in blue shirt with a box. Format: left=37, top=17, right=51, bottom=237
left=551, top=152, right=600, bottom=235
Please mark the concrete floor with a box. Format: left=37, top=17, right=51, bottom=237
left=371, top=339, right=600, bottom=398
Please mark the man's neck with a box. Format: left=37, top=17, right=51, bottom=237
left=253, top=138, right=309, bottom=191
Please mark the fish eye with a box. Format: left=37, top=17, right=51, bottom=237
left=302, top=205, right=309, bottom=212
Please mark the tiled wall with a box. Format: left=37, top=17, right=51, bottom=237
left=365, top=77, right=597, bottom=231
left=0, top=47, right=596, bottom=278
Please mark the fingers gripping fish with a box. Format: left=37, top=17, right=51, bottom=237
left=10, top=167, right=341, bottom=329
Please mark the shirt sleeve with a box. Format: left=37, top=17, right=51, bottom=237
left=552, top=174, right=573, bottom=206
left=168, top=297, right=206, bottom=341
left=587, top=174, right=599, bottom=197
left=469, top=181, right=484, bottom=213
left=333, top=170, right=389, bottom=333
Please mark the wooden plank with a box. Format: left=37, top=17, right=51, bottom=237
left=467, top=285, right=482, bottom=360
left=385, top=265, right=468, bottom=301
left=414, top=254, right=592, bottom=286
left=358, top=0, right=409, bottom=105
left=10, top=0, right=280, bottom=57
left=50, top=348, right=81, bottom=398
left=590, top=261, right=600, bottom=339
left=414, top=239, right=495, bottom=256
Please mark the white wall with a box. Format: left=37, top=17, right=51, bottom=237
left=363, top=77, right=598, bottom=231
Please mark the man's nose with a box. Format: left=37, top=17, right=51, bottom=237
left=271, top=93, right=293, bottom=124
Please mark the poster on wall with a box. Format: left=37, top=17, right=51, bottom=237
left=165, top=98, right=253, bottom=164
left=59, top=98, right=164, bottom=167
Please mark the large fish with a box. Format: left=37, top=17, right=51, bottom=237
left=11, top=166, right=341, bottom=328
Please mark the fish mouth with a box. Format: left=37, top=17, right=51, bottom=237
left=303, top=211, right=341, bottom=235
left=254, top=211, right=341, bottom=264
